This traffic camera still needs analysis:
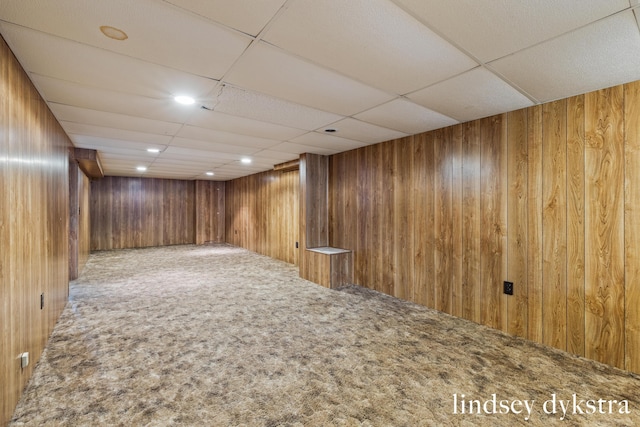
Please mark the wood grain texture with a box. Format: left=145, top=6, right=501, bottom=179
left=195, top=180, right=226, bottom=244
left=507, top=109, right=528, bottom=338
left=526, top=105, right=544, bottom=343
left=479, top=116, right=507, bottom=330
left=542, top=99, right=568, bottom=350
left=90, top=177, right=195, bottom=250
left=225, top=169, right=299, bottom=265
left=1, top=35, right=70, bottom=426
left=461, top=121, right=481, bottom=323
left=624, top=81, right=640, bottom=373
left=413, top=132, right=435, bottom=308
left=566, top=94, right=585, bottom=356
left=434, top=128, right=453, bottom=314
left=304, top=154, right=329, bottom=248
left=393, top=138, right=413, bottom=301
left=451, top=125, right=464, bottom=318
left=584, top=86, right=625, bottom=368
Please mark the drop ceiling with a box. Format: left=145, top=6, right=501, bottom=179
left=1, top=0, right=639, bottom=181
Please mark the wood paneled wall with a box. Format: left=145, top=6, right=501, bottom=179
left=225, top=169, right=299, bottom=265
left=329, top=81, right=640, bottom=374
left=69, top=163, right=91, bottom=280
left=1, top=36, right=71, bottom=426
left=90, top=176, right=196, bottom=250
left=195, top=180, right=225, bottom=244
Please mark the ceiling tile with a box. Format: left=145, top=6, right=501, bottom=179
left=391, top=0, right=630, bottom=62
left=186, top=108, right=307, bottom=141
left=170, top=137, right=258, bottom=155
left=31, top=75, right=198, bottom=123
left=50, top=104, right=182, bottom=136
left=69, top=135, right=162, bottom=153
left=0, top=0, right=251, bottom=79
left=62, top=122, right=173, bottom=146
left=267, top=143, right=339, bottom=157
left=318, top=118, right=408, bottom=144
left=176, top=126, right=281, bottom=149
left=0, top=23, right=218, bottom=99
left=224, top=41, right=395, bottom=116
left=264, top=0, right=477, bottom=95
left=354, top=98, right=459, bottom=134
left=290, top=132, right=369, bottom=152
left=210, top=84, right=344, bottom=130
left=161, top=0, right=286, bottom=36
left=490, top=11, right=640, bottom=102
left=407, top=67, right=534, bottom=122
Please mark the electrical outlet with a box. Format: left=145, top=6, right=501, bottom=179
left=20, top=352, right=29, bottom=369
left=504, top=281, right=514, bottom=295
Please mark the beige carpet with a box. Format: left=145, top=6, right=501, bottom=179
left=9, top=244, right=640, bottom=426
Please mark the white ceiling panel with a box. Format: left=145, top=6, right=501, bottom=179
left=408, top=68, right=534, bottom=122
left=176, top=126, right=281, bottom=149
left=318, top=118, right=408, bottom=144
left=290, top=133, right=369, bottom=152
left=31, top=75, right=198, bottom=123
left=50, top=104, right=182, bottom=136
left=355, top=98, right=459, bottom=134
left=211, top=85, right=344, bottom=131
left=0, top=0, right=251, bottom=79
left=225, top=41, right=396, bottom=116
left=490, top=11, right=640, bottom=103
left=170, top=137, right=258, bottom=155
left=62, top=122, right=173, bottom=146
left=186, top=109, right=307, bottom=141
left=163, top=146, right=245, bottom=162
left=392, top=0, right=630, bottom=62
left=267, top=143, right=338, bottom=157
left=264, top=0, right=477, bottom=95
left=161, top=0, right=287, bottom=36
left=0, top=23, right=218, bottom=99
left=69, top=135, right=161, bottom=153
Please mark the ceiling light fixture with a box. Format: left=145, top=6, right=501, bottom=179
left=206, top=172, right=214, bottom=176
left=241, top=158, right=252, bottom=164
left=136, top=166, right=147, bottom=172
left=174, top=95, right=195, bottom=105
left=147, top=148, right=161, bottom=153
left=100, top=25, right=128, bottom=41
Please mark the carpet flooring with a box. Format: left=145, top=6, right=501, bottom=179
left=9, top=244, right=640, bottom=426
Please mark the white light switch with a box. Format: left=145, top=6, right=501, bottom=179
left=20, top=352, right=29, bottom=368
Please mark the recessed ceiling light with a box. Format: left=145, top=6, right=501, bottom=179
left=147, top=148, right=161, bottom=153
left=206, top=171, right=214, bottom=176
left=174, top=95, right=195, bottom=105
left=241, top=158, right=252, bottom=164
left=324, top=128, right=337, bottom=133
left=100, top=25, right=128, bottom=41
left=136, top=166, right=147, bottom=172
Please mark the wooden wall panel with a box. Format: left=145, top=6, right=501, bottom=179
left=541, top=99, right=567, bottom=350
left=624, top=81, right=640, bottom=373
left=78, top=169, right=91, bottom=274
left=507, top=109, right=528, bottom=338
left=225, top=169, right=299, bottom=265
left=526, top=105, right=544, bottom=343
left=393, top=138, right=414, bottom=301
left=434, top=128, right=453, bottom=314
left=327, top=80, right=640, bottom=374
left=566, top=95, right=585, bottom=356
left=584, top=86, right=625, bottom=368
left=479, top=116, right=507, bottom=331
left=1, top=36, right=70, bottom=426
left=412, top=133, right=434, bottom=307
left=90, top=177, right=196, bottom=250
left=461, top=121, right=481, bottom=323
left=195, top=180, right=225, bottom=244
